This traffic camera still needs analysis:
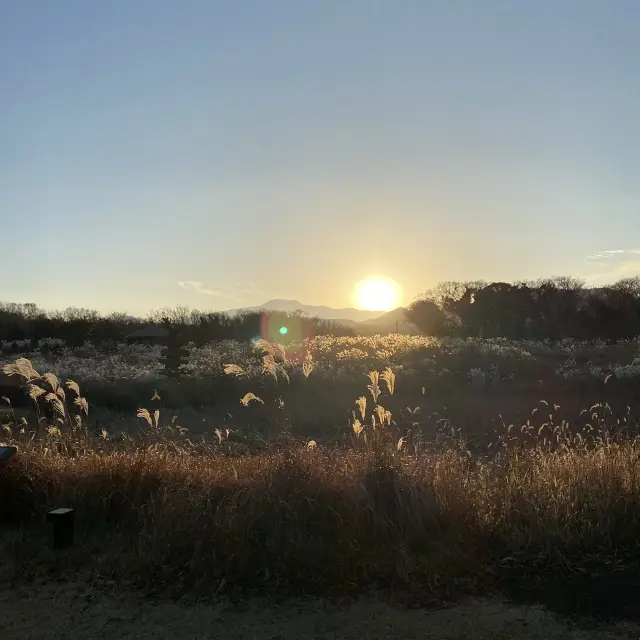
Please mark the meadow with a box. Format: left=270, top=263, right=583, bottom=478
left=2, top=334, right=640, bottom=445
left=2, top=333, right=640, bottom=632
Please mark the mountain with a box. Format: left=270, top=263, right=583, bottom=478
left=224, top=299, right=418, bottom=334
left=224, top=299, right=385, bottom=323
left=355, top=307, right=419, bottom=335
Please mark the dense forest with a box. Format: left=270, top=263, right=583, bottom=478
left=0, top=303, right=354, bottom=349
left=407, top=276, right=640, bottom=341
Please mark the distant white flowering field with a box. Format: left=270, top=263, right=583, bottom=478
left=2, top=335, right=640, bottom=386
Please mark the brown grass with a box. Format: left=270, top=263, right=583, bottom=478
left=2, top=356, right=640, bottom=612
left=2, top=427, right=640, bottom=599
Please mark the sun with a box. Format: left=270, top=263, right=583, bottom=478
left=355, top=277, right=400, bottom=311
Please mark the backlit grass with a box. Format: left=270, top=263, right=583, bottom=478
left=2, top=353, right=640, bottom=599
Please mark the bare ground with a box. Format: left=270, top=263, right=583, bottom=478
left=1, top=584, right=638, bottom=640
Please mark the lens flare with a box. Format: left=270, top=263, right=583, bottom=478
left=258, top=312, right=312, bottom=343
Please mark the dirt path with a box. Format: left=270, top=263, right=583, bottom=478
left=1, top=584, right=637, bottom=640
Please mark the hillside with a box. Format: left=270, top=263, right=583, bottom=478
left=225, top=299, right=386, bottom=323
left=354, top=307, right=419, bottom=334
left=225, top=299, right=416, bottom=335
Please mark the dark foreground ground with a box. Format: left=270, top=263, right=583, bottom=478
left=2, top=583, right=638, bottom=640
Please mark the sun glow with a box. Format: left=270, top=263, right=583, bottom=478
left=355, top=277, right=400, bottom=311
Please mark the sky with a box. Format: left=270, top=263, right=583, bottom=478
left=2, top=0, right=640, bottom=316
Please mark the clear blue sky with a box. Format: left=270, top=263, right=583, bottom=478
left=2, top=0, right=640, bottom=315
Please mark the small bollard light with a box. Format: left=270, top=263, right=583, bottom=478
left=46, top=507, right=75, bottom=550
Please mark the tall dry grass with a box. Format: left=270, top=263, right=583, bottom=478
left=1, top=356, right=640, bottom=597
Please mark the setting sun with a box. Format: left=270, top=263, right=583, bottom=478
left=355, top=277, right=400, bottom=311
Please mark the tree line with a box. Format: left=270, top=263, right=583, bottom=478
left=405, top=277, right=640, bottom=341
left=3, top=276, right=640, bottom=348
left=0, top=303, right=354, bottom=349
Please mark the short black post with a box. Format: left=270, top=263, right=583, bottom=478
left=46, top=507, right=75, bottom=550
left=0, top=445, right=17, bottom=462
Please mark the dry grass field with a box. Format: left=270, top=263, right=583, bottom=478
left=3, top=341, right=640, bottom=637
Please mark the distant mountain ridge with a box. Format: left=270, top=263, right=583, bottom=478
left=224, top=299, right=418, bottom=334
left=356, top=307, right=419, bottom=334
left=224, top=299, right=386, bottom=323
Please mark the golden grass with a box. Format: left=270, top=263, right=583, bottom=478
left=2, top=356, right=640, bottom=601
left=3, top=425, right=640, bottom=595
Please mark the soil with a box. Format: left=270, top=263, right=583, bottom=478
left=1, top=583, right=637, bottom=640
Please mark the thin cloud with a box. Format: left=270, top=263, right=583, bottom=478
left=178, top=281, right=218, bottom=296
left=584, top=249, right=640, bottom=285
left=586, top=249, right=640, bottom=261
left=178, top=280, right=259, bottom=299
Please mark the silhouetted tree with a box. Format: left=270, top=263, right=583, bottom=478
left=405, top=299, right=447, bottom=335
left=406, top=277, right=640, bottom=340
